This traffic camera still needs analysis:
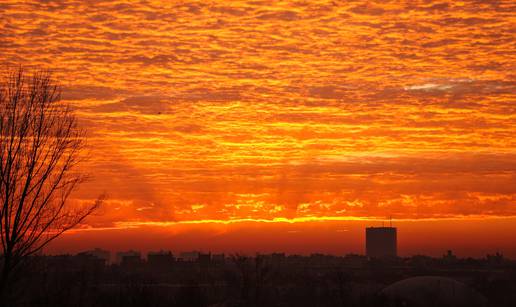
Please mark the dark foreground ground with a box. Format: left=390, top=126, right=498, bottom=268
left=4, top=253, right=516, bottom=307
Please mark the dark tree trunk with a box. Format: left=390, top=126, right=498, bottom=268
left=0, top=256, right=12, bottom=305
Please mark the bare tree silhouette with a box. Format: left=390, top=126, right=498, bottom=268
left=0, top=67, right=101, bottom=301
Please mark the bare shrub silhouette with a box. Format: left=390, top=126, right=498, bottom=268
left=0, top=67, right=101, bottom=302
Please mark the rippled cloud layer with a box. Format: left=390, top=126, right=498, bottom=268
left=1, top=0, right=515, bottom=227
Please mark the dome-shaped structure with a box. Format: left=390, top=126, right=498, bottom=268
left=381, top=276, right=487, bottom=307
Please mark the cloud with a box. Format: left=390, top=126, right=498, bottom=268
left=256, top=10, right=299, bottom=21
left=209, top=6, right=247, bottom=16
left=404, top=83, right=455, bottom=91
left=349, top=4, right=386, bottom=16
left=3, top=0, right=514, bottom=225
left=403, top=78, right=515, bottom=96
left=90, top=95, right=179, bottom=114
left=61, top=85, right=127, bottom=101
left=182, top=87, right=243, bottom=102
left=173, top=124, right=204, bottom=134
left=121, top=54, right=180, bottom=66
left=308, top=85, right=352, bottom=99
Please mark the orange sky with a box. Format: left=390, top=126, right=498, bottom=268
left=1, top=0, right=515, bottom=256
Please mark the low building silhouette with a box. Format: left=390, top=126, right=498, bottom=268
left=148, top=250, right=175, bottom=268
left=442, top=250, right=458, bottom=264
left=211, top=253, right=225, bottom=264
left=116, top=250, right=142, bottom=267
left=486, top=252, right=505, bottom=266
left=179, top=251, right=199, bottom=262
left=198, top=252, right=212, bottom=266
left=82, top=248, right=111, bottom=264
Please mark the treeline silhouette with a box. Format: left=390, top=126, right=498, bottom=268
left=2, top=251, right=516, bottom=307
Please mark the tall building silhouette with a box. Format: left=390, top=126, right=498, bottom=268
left=366, top=226, right=397, bottom=258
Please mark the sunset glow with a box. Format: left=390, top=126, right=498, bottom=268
left=2, top=0, right=515, bottom=256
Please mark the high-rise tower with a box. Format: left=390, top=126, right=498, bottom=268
left=366, top=226, right=397, bottom=258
